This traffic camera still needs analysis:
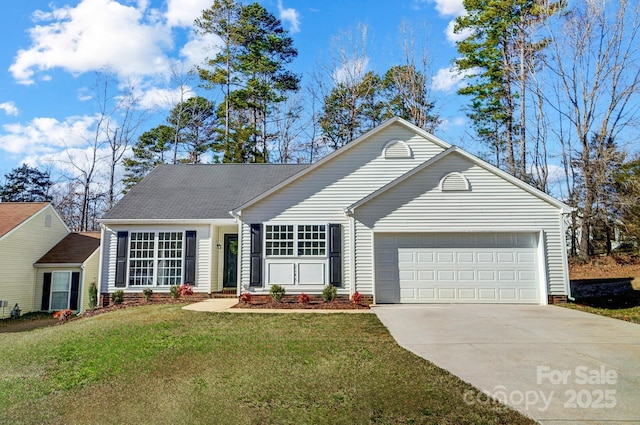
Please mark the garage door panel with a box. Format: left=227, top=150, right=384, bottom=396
left=478, top=288, right=497, bottom=300
left=398, top=251, right=414, bottom=262
left=457, top=252, right=474, bottom=262
left=458, top=288, right=476, bottom=300
left=457, top=270, right=475, bottom=281
left=417, top=252, right=434, bottom=262
left=418, top=288, right=436, bottom=300
left=376, top=233, right=540, bottom=304
left=417, top=270, right=435, bottom=280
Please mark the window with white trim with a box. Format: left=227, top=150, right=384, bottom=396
left=128, top=232, right=185, bottom=286
left=265, top=225, right=294, bottom=256
left=50, top=271, right=71, bottom=310
left=129, top=232, right=155, bottom=286
left=157, top=232, right=183, bottom=286
left=265, top=224, right=327, bottom=257
left=297, top=225, right=326, bottom=256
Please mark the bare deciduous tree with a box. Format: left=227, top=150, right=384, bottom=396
left=546, top=0, right=640, bottom=259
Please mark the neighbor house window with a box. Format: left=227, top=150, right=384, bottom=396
left=157, top=232, right=183, bottom=286
left=50, top=271, right=71, bottom=310
left=265, top=224, right=326, bottom=257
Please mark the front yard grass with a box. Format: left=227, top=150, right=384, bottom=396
left=562, top=291, right=640, bottom=324
left=0, top=305, right=534, bottom=425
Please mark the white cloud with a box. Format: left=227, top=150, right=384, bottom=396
left=278, top=1, right=301, bottom=34
left=137, top=86, right=196, bottom=110
left=0, top=115, right=97, bottom=156
left=180, top=32, right=223, bottom=68
left=9, top=0, right=173, bottom=85
left=0, top=102, right=19, bottom=116
left=431, top=66, right=475, bottom=92
left=446, top=20, right=472, bottom=44
left=439, top=116, right=466, bottom=131
left=333, top=57, right=369, bottom=85
left=431, top=0, right=465, bottom=17
left=165, top=0, right=211, bottom=27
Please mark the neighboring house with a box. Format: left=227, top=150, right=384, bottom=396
left=34, top=232, right=101, bottom=313
left=0, top=203, right=68, bottom=318
left=99, top=117, right=572, bottom=305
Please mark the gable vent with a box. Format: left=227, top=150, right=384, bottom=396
left=383, top=140, right=412, bottom=159
left=439, top=172, right=470, bottom=191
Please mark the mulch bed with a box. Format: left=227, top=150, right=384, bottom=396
left=233, top=300, right=369, bottom=309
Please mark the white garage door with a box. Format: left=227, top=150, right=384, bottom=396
left=376, top=233, right=540, bottom=304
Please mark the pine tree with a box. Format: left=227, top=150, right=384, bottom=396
left=0, top=164, right=52, bottom=202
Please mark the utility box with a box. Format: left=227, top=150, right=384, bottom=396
left=0, top=300, right=7, bottom=307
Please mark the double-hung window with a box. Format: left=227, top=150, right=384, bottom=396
left=50, top=271, right=71, bottom=310
left=128, top=232, right=184, bottom=286
left=265, top=224, right=326, bottom=257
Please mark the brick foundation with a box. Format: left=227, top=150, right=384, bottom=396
left=99, top=292, right=374, bottom=307
left=547, top=295, right=568, bottom=304
left=247, top=294, right=373, bottom=306
left=100, top=292, right=209, bottom=307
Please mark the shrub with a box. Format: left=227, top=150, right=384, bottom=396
left=143, top=288, right=153, bottom=302
left=239, top=292, right=252, bottom=302
left=88, top=281, right=98, bottom=309
left=322, top=285, right=337, bottom=302
left=169, top=285, right=179, bottom=299
left=177, top=284, right=194, bottom=296
left=111, top=290, right=124, bottom=305
left=351, top=291, right=362, bottom=304
left=269, top=284, right=286, bottom=301
left=298, top=292, right=310, bottom=304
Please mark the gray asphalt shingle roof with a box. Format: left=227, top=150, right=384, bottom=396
left=102, top=163, right=309, bottom=220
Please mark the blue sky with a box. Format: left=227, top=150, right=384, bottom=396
left=0, top=0, right=473, bottom=184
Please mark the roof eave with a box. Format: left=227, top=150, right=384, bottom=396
left=99, top=218, right=237, bottom=225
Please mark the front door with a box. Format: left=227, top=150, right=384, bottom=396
left=223, top=234, right=238, bottom=287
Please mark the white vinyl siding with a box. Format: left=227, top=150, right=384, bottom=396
left=239, top=125, right=447, bottom=292
left=354, top=152, right=568, bottom=301
left=0, top=205, right=68, bottom=317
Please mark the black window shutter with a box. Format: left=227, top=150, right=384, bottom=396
left=41, top=272, right=52, bottom=310
left=70, top=272, right=80, bottom=310
left=115, top=231, right=128, bottom=288
left=329, top=224, right=342, bottom=287
left=185, top=231, right=197, bottom=285
left=250, top=224, right=262, bottom=287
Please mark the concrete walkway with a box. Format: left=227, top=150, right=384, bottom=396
left=373, top=304, right=640, bottom=425
left=182, top=298, right=372, bottom=314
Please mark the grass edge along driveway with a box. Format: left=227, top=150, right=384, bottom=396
left=0, top=305, right=535, bottom=425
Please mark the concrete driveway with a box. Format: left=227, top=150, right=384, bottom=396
left=373, top=304, right=640, bottom=425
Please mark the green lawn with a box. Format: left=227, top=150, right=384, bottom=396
left=0, top=305, right=534, bottom=425
left=562, top=302, right=640, bottom=324
left=560, top=289, right=640, bottom=324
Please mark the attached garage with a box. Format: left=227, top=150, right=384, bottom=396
left=375, top=233, right=542, bottom=304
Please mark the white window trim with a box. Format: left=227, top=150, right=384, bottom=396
left=50, top=270, right=72, bottom=310
left=264, top=223, right=329, bottom=258
left=126, top=231, right=186, bottom=287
